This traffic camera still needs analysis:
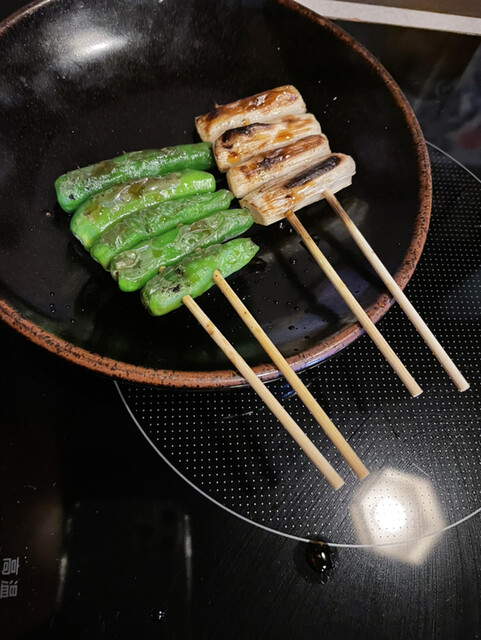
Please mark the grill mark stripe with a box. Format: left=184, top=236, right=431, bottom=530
left=284, top=155, right=341, bottom=189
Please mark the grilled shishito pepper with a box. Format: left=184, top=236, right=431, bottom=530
left=90, top=190, right=234, bottom=269
left=141, top=238, right=259, bottom=316
left=55, top=142, right=215, bottom=213
left=111, top=208, right=253, bottom=292
left=70, top=169, right=216, bottom=249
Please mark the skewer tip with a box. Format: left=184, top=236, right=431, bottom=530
left=357, top=467, right=370, bottom=481
left=331, top=476, right=345, bottom=491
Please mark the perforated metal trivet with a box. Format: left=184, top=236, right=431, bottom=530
left=118, top=146, right=481, bottom=550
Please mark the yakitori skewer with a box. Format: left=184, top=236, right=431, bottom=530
left=240, top=156, right=423, bottom=398
left=212, top=269, right=369, bottom=479
left=182, top=294, right=345, bottom=490
left=196, top=88, right=422, bottom=397
left=324, top=189, right=470, bottom=392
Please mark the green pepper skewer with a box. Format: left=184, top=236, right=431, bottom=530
left=70, top=169, right=216, bottom=249
left=55, top=142, right=215, bottom=212
left=90, top=189, right=234, bottom=269
left=141, top=238, right=259, bottom=316
left=111, top=208, right=253, bottom=292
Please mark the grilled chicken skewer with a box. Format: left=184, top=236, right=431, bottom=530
left=213, top=113, right=322, bottom=171
left=195, top=85, right=306, bottom=144
left=226, top=134, right=331, bottom=199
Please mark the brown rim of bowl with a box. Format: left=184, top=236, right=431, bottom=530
left=0, top=0, right=432, bottom=390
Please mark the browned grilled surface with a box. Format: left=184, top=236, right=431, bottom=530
left=235, top=134, right=328, bottom=178
left=284, top=154, right=342, bottom=189
left=195, top=85, right=306, bottom=142
left=214, top=114, right=322, bottom=171
left=199, top=86, right=300, bottom=123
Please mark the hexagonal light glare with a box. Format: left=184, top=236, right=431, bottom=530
left=350, top=467, right=446, bottom=565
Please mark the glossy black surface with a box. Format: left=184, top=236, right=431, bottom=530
left=0, top=0, right=427, bottom=381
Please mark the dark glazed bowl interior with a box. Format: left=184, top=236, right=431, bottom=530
left=0, top=0, right=431, bottom=388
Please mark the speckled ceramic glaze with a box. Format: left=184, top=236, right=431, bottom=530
left=0, top=0, right=431, bottom=388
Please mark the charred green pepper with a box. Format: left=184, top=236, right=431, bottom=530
left=111, top=208, right=253, bottom=292
left=70, top=169, right=216, bottom=249
left=141, top=238, right=259, bottom=316
left=55, top=142, right=215, bottom=213
left=90, top=189, right=234, bottom=269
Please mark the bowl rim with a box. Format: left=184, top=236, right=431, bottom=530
left=0, top=0, right=432, bottom=389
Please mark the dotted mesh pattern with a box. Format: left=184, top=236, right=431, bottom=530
left=118, top=146, right=481, bottom=545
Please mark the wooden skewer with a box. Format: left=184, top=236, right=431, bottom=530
left=212, top=270, right=369, bottom=479
left=182, top=294, right=345, bottom=490
left=285, top=210, right=423, bottom=398
left=324, top=189, right=470, bottom=392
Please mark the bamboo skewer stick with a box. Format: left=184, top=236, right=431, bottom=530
left=285, top=210, right=423, bottom=398
left=182, top=294, right=345, bottom=490
left=212, top=270, right=369, bottom=479
left=324, top=189, right=470, bottom=392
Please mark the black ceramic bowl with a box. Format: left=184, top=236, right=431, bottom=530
left=0, top=0, right=431, bottom=388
